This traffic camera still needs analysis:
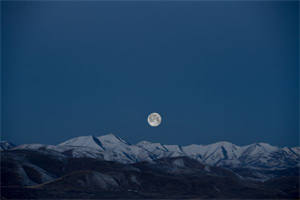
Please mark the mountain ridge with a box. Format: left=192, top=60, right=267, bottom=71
left=3, top=133, right=299, bottom=171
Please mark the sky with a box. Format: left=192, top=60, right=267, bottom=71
left=2, top=1, right=299, bottom=147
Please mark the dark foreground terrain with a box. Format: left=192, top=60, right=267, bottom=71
left=1, top=149, right=299, bottom=199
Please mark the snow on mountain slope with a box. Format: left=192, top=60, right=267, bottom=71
left=58, top=134, right=153, bottom=163
left=58, top=136, right=105, bottom=151
left=182, top=144, right=205, bottom=155
left=13, top=143, right=103, bottom=159
left=136, top=141, right=169, bottom=159
left=182, top=142, right=246, bottom=166
left=241, top=143, right=279, bottom=157
left=97, top=135, right=154, bottom=163
left=97, top=134, right=129, bottom=147
left=0, top=141, right=15, bottom=151
left=8, top=134, right=300, bottom=169
left=163, top=145, right=185, bottom=157
left=137, top=141, right=167, bottom=151
left=282, top=147, right=300, bottom=159
left=291, top=147, right=300, bottom=155
left=200, top=142, right=243, bottom=165
left=237, top=143, right=282, bottom=168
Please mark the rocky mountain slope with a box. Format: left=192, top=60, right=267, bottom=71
left=1, top=149, right=299, bottom=199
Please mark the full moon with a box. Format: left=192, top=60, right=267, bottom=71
left=147, top=112, right=162, bottom=127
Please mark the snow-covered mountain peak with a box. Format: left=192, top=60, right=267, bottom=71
left=244, top=142, right=279, bottom=155
left=215, top=141, right=234, bottom=146
left=207, top=141, right=239, bottom=149
left=58, top=135, right=104, bottom=151
left=256, top=142, right=278, bottom=149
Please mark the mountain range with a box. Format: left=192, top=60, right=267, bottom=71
left=1, top=134, right=299, bottom=199
left=5, top=134, right=299, bottom=170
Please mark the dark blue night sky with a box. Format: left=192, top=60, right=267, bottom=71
left=2, top=1, right=299, bottom=147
